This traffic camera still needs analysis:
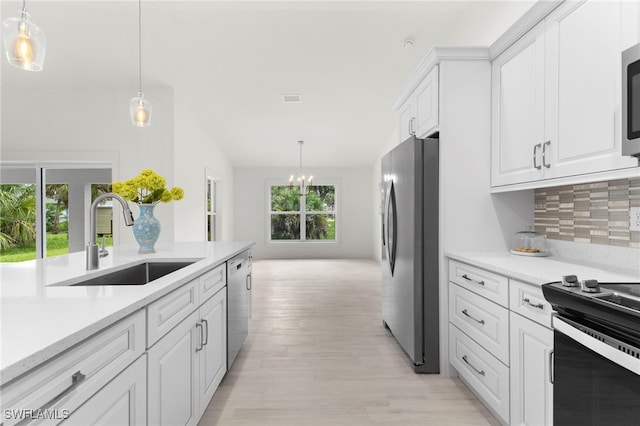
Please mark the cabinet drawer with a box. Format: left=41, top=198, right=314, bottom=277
left=449, top=283, right=510, bottom=365
left=147, top=279, right=198, bottom=347
left=449, top=324, right=510, bottom=424
left=449, top=260, right=509, bottom=307
left=61, top=354, right=147, bottom=426
left=509, top=279, right=553, bottom=328
left=200, top=264, right=226, bottom=303
left=1, top=310, right=145, bottom=426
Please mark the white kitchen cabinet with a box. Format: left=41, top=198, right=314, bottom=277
left=398, top=65, right=439, bottom=141
left=61, top=355, right=147, bottom=426
left=148, top=309, right=199, bottom=426
left=1, top=311, right=145, bottom=426
left=398, top=98, right=414, bottom=142
left=491, top=0, right=638, bottom=189
left=509, top=312, right=553, bottom=426
left=449, top=283, right=510, bottom=365
left=448, top=257, right=555, bottom=426
left=545, top=0, right=637, bottom=179
left=491, top=22, right=546, bottom=187
left=148, top=288, right=227, bottom=426
left=197, top=288, right=227, bottom=420
left=449, top=324, right=510, bottom=423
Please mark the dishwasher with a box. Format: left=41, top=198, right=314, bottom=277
left=226, top=249, right=252, bottom=369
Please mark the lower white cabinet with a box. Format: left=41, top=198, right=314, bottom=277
left=448, top=258, right=555, bottom=425
left=449, top=324, right=510, bottom=423
left=61, top=355, right=147, bottom=426
left=148, top=288, right=227, bottom=426
left=1, top=311, right=145, bottom=426
left=509, top=312, right=553, bottom=426
left=197, top=288, right=227, bottom=420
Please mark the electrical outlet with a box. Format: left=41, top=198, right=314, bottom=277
left=630, top=207, right=640, bottom=232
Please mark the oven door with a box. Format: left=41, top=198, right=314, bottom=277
left=553, top=315, right=640, bottom=425
left=622, top=45, right=640, bottom=156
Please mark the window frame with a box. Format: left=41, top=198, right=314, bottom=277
left=266, top=178, right=339, bottom=244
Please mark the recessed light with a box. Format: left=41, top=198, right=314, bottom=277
left=282, top=94, right=302, bottom=103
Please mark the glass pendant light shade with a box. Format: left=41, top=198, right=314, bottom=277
left=2, top=9, right=46, bottom=71
left=129, top=92, right=152, bottom=127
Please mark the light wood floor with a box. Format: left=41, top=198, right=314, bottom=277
left=199, top=259, right=500, bottom=426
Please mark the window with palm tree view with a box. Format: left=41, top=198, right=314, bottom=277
left=1, top=167, right=112, bottom=262
left=269, top=184, right=336, bottom=241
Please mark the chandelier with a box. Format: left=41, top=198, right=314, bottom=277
left=289, top=140, right=313, bottom=196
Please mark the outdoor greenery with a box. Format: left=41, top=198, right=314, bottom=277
left=0, top=185, right=36, bottom=250
left=270, top=185, right=336, bottom=241
left=0, top=183, right=112, bottom=262
left=0, top=234, right=113, bottom=262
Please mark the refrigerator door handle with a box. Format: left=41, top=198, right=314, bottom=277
left=386, top=180, right=397, bottom=275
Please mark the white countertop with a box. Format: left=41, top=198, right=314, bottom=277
left=0, top=241, right=254, bottom=384
left=446, top=251, right=640, bottom=286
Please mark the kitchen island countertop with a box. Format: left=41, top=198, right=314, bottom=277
left=0, top=241, right=253, bottom=384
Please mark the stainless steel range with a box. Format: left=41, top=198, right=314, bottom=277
left=542, top=276, right=640, bottom=425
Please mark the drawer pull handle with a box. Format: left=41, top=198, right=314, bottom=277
left=196, top=322, right=204, bottom=352
left=34, top=370, right=86, bottom=415
left=549, top=350, right=555, bottom=384
left=523, top=297, right=544, bottom=310
left=202, top=319, right=209, bottom=347
left=462, top=274, right=485, bottom=286
left=462, top=309, right=485, bottom=325
left=462, top=355, right=485, bottom=376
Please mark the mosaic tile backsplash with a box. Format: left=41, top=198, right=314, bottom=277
left=534, top=178, right=640, bottom=249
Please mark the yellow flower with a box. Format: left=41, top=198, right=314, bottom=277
left=160, top=190, right=173, bottom=203
left=112, top=169, right=183, bottom=204
left=170, top=187, right=184, bottom=201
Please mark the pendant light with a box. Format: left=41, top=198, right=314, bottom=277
left=1, top=0, right=46, bottom=71
left=289, top=140, right=313, bottom=196
left=129, top=0, right=151, bottom=127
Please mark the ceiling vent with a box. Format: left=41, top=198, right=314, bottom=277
left=282, top=94, right=302, bottom=103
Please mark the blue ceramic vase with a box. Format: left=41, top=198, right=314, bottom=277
left=132, top=204, right=161, bottom=254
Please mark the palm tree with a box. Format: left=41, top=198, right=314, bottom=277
left=0, top=185, right=36, bottom=250
left=45, top=184, right=68, bottom=234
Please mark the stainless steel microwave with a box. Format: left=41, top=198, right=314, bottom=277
left=623, top=44, right=640, bottom=157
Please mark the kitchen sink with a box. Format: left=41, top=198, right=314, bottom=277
left=70, top=261, right=199, bottom=286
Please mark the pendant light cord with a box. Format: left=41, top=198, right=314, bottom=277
left=138, top=0, right=143, bottom=93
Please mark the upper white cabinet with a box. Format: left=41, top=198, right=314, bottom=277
left=398, top=65, right=439, bottom=141
left=491, top=0, right=639, bottom=189
left=491, top=22, right=546, bottom=186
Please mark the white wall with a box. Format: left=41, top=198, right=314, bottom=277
left=234, top=167, right=373, bottom=259
left=172, top=97, right=235, bottom=242
left=0, top=86, right=217, bottom=247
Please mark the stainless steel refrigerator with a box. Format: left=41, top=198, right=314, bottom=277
left=381, top=135, right=439, bottom=373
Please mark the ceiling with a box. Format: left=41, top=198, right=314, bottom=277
left=1, top=1, right=532, bottom=168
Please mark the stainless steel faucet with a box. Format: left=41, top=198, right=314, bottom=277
left=87, top=193, right=135, bottom=270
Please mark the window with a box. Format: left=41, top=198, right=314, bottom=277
left=0, top=165, right=111, bottom=262
left=269, top=184, right=336, bottom=241
left=206, top=176, right=219, bottom=241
